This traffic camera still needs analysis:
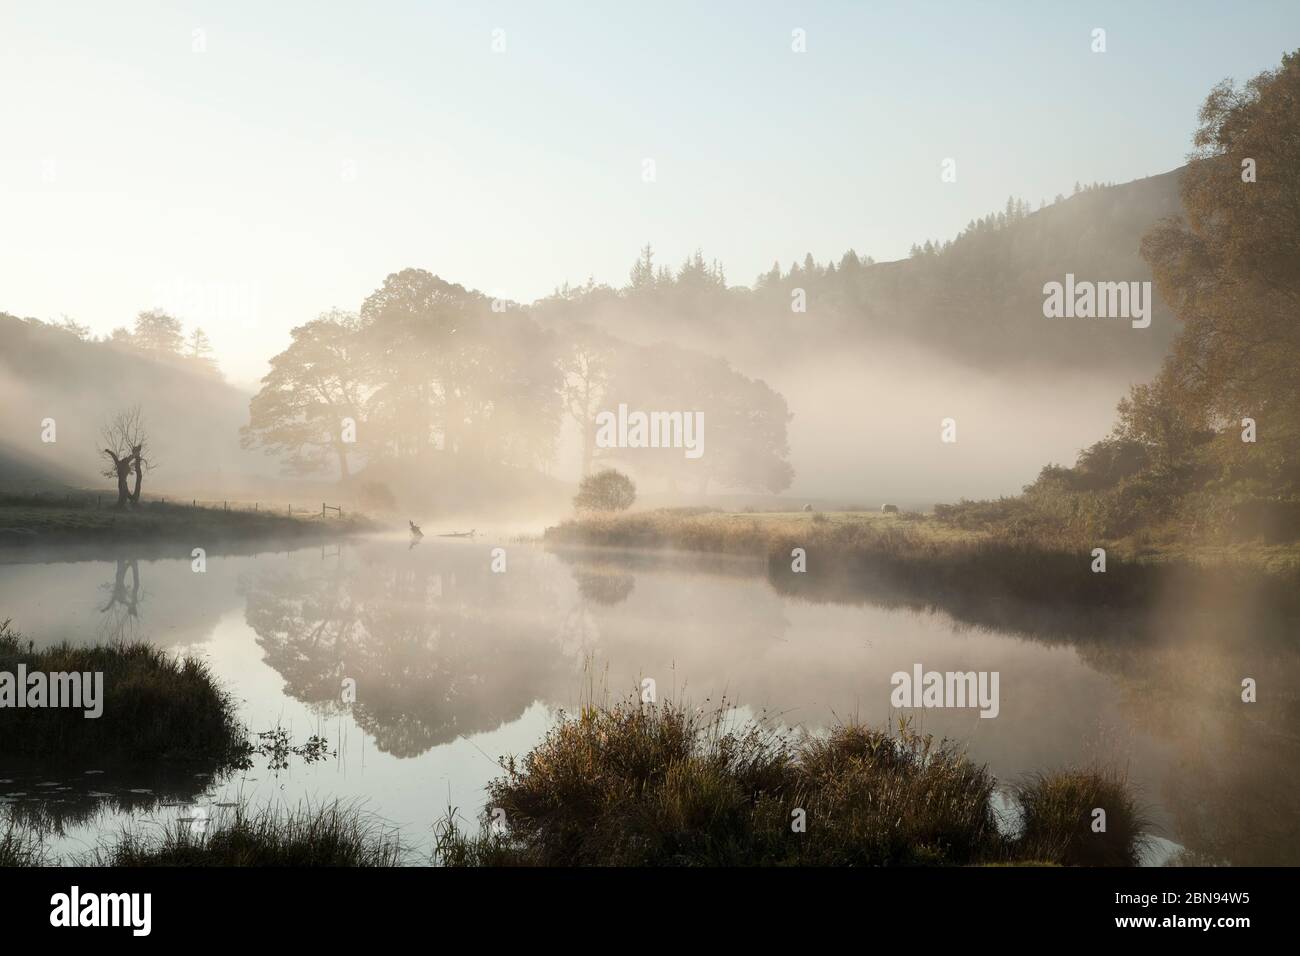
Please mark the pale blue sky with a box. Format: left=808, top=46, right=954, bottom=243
left=1, top=0, right=1296, bottom=384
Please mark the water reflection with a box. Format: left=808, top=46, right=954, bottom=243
left=98, top=559, right=142, bottom=643
left=3, top=536, right=1298, bottom=864
left=1, top=762, right=209, bottom=838
left=240, top=545, right=569, bottom=757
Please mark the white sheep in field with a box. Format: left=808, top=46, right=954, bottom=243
left=802, top=503, right=813, bottom=512
left=881, top=504, right=899, bottom=513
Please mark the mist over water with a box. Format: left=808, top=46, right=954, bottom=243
left=1, top=4, right=1297, bottom=896
left=3, top=536, right=1294, bottom=865
left=776, top=348, right=1130, bottom=503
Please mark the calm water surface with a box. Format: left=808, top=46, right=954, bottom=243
left=2, top=534, right=1296, bottom=865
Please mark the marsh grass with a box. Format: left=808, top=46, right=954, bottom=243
left=0, top=621, right=245, bottom=764
left=1015, top=767, right=1152, bottom=866
left=86, top=801, right=404, bottom=867
left=0, top=818, right=49, bottom=867
left=433, top=695, right=1145, bottom=867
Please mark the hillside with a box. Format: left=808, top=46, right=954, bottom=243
left=0, top=313, right=270, bottom=493
left=0, top=439, right=80, bottom=494
left=530, top=168, right=1186, bottom=378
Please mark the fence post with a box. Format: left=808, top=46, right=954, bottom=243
left=322, top=503, right=326, bottom=518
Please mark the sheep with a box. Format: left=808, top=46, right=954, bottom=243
left=881, top=504, right=899, bottom=513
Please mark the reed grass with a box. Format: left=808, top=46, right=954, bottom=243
left=0, top=621, right=245, bottom=764
left=433, top=695, right=1145, bottom=867
left=87, top=801, right=404, bottom=867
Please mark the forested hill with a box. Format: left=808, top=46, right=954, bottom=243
left=0, top=312, right=267, bottom=492
left=531, top=167, right=1185, bottom=378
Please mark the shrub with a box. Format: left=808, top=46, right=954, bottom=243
left=573, top=469, right=636, bottom=513
left=431, top=696, right=1102, bottom=867
left=1014, top=767, right=1150, bottom=866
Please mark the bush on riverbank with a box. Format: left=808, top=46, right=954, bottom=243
left=0, top=621, right=245, bottom=764
left=433, top=696, right=1145, bottom=867
left=1016, top=768, right=1150, bottom=866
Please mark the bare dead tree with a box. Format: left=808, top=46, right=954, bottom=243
left=100, top=406, right=152, bottom=508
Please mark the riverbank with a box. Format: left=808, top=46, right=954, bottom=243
left=546, top=507, right=1300, bottom=569
left=0, top=495, right=375, bottom=549
left=1, top=694, right=1146, bottom=867
left=544, top=509, right=1300, bottom=621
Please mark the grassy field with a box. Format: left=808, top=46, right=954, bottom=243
left=0, top=496, right=373, bottom=548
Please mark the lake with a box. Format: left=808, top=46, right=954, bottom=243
left=2, top=534, right=1296, bottom=865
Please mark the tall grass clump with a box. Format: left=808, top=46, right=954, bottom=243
left=0, top=818, right=49, bottom=867
left=1013, top=767, right=1151, bottom=866
left=434, top=695, right=1015, bottom=867
left=89, top=801, right=403, bottom=867
left=0, top=620, right=244, bottom=764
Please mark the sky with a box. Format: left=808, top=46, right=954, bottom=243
left=2, top=0, right=1297, bottom=387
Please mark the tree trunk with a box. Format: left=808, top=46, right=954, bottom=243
left=105, top=451, right=131, bottom=508
left=336, top=444, right=351, bottom=481
left=128, top=445, right=143, bottom=505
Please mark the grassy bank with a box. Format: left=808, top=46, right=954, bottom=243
left=86, top=802, right=403, bottom=867
left=547, top=507, right=980, bottom=553
left=435, top=696, right=1147, bottom=867
left=0, top=495, right=373, bottom=548
left=0, top=622, right=245, bottom=764
left=546, top=507, right=1300, bottom=571
left=545, top=509, right=1300, bottom=623
left=1, top=692, right=1147, bottom=867
left=2, top=802, right=402, bottom=867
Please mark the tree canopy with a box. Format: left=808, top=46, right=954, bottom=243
left=1124, top=50, right=1300, bottom=496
